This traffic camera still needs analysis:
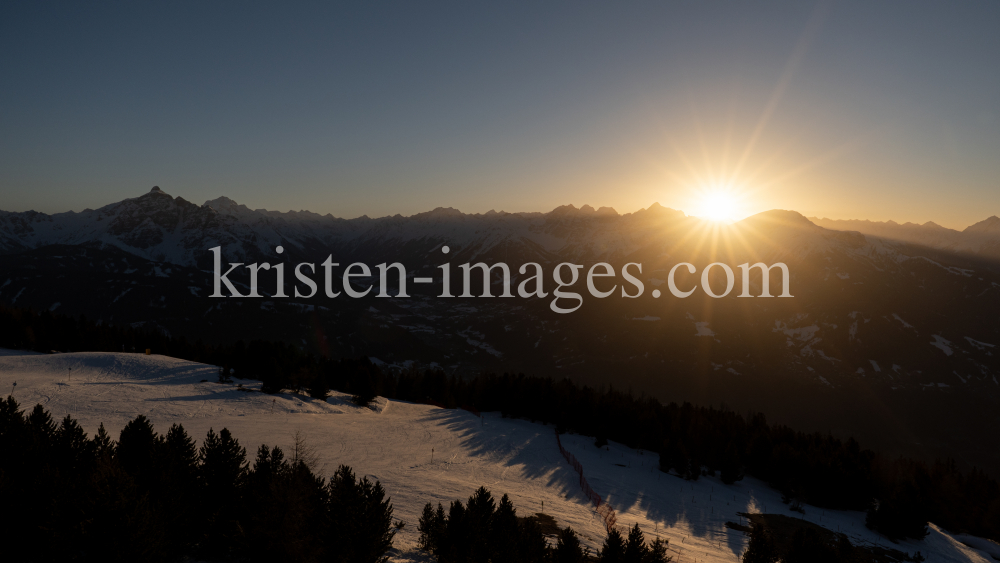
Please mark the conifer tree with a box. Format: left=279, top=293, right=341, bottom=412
left=93, top=422, right=115, bottom=458
left=517, top=516, right=549, bottom=563
left=600, top=527, right=627, bottom=563
left=198, top=427, right=248, bottom=558
left=418, top=502, right=442, bottom=553
left=117, top=414, right=161, bottom=482
left=308, top=370, right=330, bottom=399
left=56, top=414, right=94, bottom=472
left=27, top=403, right=56, bottom=441
left=328, top=464, right=396, bottom=563
left=161, top=424, right=200, bottom=557
left=552, top=527, right=586, bottom=563
left=647, top=537, right=672, bottom=563
left=466, top=486, right=496, bottom=563
left=624, top=523, right=649, bottom=563
left=490, top=494, right=520, bottom=563
left=444, top=499, right=469, bottom=562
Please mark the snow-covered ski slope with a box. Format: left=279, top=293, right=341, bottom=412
left=1, top=349, right=994, bottom=563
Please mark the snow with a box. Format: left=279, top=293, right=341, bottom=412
left=893, top=314, right=915, bottom=329
left=773, top=321, right=819, bottom=342
left=931, top=335, right=954, bottom=356
left=954, top=533, right=1000, bottom=559
left=694, top=322, right=714, bottom=336
left=0, top=349, right=988, bottom=562
left=965, top=337, right=996, bottom=350
left=869, top=360, right=881, bottom=373
left=457, top=330, right=503, bottom=357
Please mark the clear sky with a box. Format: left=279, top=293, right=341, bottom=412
left=2, top=1, right=998, bottom=229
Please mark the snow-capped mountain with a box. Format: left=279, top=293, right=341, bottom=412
left=2, top=188, right=1000, bottom=478
left=0, top=186, right=842, bottom=269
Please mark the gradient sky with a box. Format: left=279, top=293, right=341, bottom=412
left=2, top=1, right=998, bottom=229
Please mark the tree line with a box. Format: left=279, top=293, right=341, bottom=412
left=417, top=486, right=671, bottom=563
left=2, top=305, right=999, bottom=543
left=0, top=397, right=397, bottom=563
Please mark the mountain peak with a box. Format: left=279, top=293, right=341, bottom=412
left=741, top=209, right=816, bottom=229
left=413, top=207, right=464, bottom=220
left=203, top=196, right=252, bottom=216
left=549, top=204, right=579, bottom=215
left=964, top=215, right=1000, bottom=234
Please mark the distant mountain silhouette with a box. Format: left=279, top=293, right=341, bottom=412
left=810, top=215, right=1000, bottom=261
left=2, top=188, right=1000, bottom=476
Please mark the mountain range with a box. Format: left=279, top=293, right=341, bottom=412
left=810, top=215, right=1000, bottom=262
left=1, top=187, right=999, bottom=476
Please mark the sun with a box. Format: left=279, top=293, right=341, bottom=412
left=694, top=189, right=738, bottom=222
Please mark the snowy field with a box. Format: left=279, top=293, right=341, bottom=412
left=0, top=348, right=995, bottom=563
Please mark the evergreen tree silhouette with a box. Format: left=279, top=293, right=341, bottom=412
left=328, top=464, right=396, bottom=563
left=198, top=427, right=248, bottom=558
left=465, top=486, right=495, bottom=563
left=624, top=523, right=649, bottom=563
left=490, top=494, right=520, bottom=563
left=599, top=527, right=627, bottom=563
left=160, top=423, right=200, bottom=557
left=647, top=537, right=672, bottom=563
left=116, top=414, right=162, bottom=488
left=552, top=527, right=586, bottom=563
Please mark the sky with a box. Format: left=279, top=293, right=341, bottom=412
left=1, top=1, right=998, bottom=229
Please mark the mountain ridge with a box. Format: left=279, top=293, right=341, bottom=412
left=2, top=187, right=1000, bottom=477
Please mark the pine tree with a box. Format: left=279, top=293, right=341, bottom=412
left=600, top=527, right=627, bottom=563
left=418, top=502, right=440, bottom=553
left=624, top=524, right=650, bottom=563
left=27, top=403, right=56, bottom=441
left=352, top=369, right=378, bottom=407
left=308, top=370, right=330, bottom=399
left=443, top=499, right=469, bottom=563
left=93, top=422, right=115, bottom=458
left=160, top=424, right=200, bottom=557
left=517, top=516, right=549, bottom=563
left=328, top=464, right=396, bottom=563
left=490, top=493, right=520, bottom=563
left=647, top=537, right=672, bottom=563
left=56, top=414, right=94, bottom=473
left=199, top=427, right=248, bottom=494
left=116, top=414, right=161, bottom=482
left=466, top=486, right=496, bottom=563
left=552, top=527, right=586, bottom=563
left=198, top=427, right=248, bottom=558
